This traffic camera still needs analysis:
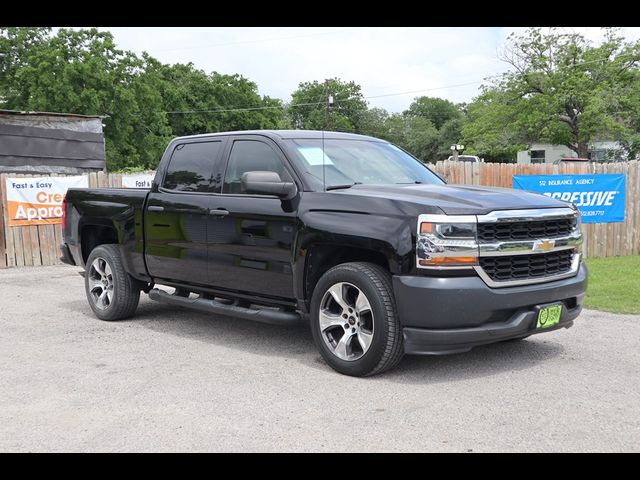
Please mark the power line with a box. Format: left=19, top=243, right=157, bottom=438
left=163, top=100, right=327, bottom=115
left=160, top=82, right=485, bottom=116
left=362, top=79, right=499, bottom=100
left=153, top=52, right=639, bottom=116
left=357, top=53, right=636, bottom=102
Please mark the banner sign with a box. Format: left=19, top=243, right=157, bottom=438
left=121, top=173, right=154, bottom=189
left=512, top=174, right=626, bottom=223
left=5, top=176, right=88, bottom=226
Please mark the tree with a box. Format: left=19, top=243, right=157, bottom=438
left=152, top=61, right=286, bottom=139
left=289, top=78, right=368, bottom=132
left=0, top=27, right=51, bottom=102
left=0, top=28, right=173, bottom=170
left=404, top=96, right=461, bottom=130
left=438, top=117, right=464, bottom=158
left=399, top=96, right=465, bottom=161
left=464, top=27, right=640, bottom=160
left=384, top=114, right=441, bottom=163
left=356, top=107, right=390, bottom=138
left=0, top=28, right=287, bottom=170
left=461, top=89, right=526, bottom=162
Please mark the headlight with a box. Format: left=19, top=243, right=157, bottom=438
left=417, top=214, right=479, bottom=268
left=572, top=208, right=582, bottom=255
left=574, top=210, right=582, bottom=232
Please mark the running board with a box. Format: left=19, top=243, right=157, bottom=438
left=148, top=288, right=302, bottom=326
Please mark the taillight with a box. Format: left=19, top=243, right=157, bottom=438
left=61, top=196, right=67, bottom=230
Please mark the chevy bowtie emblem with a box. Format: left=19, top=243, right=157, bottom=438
left=533, top=239, right=556, bottom=252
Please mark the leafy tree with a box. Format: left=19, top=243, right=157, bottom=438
left=384, top=114, right=441, bottom=163
left=6, top=26, right=639, bottom=170
left=124, top=53, right=175, bottom=169
left=438, top=117, right=465, bottom=158
left=464, top=27, right=640, bottom=160
left=0, top=28, right=172, bottom=170
left=404, top=96, right=461, bottom=130
left=0, top=28, right=286, bottom=170
left=398, top=96, right=465, bottom=161
left=152, top=61, right=285, bottom=138
left=289, top=78, right=368, bottom=132
left=461, top=89, right=525, bottom=162
left=356, top=107, right=390, bottom=138
left=0, top=27, right=51, bottom=102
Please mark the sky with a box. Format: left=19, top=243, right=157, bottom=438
left=96, top=27, right=640, bottom=113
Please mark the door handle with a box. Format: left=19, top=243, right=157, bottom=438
left=209, top=208, right=229, bottom=217
left=148, top=205, right=164, bottom=212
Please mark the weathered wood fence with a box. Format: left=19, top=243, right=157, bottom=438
left=0, top=172, right=131, bottom=268
left=0, top=162, right=638, bottom=268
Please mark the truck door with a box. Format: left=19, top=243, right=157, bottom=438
left=145, top=139, right=225, bottom=286
left=206, top=137, right=298, bottom=299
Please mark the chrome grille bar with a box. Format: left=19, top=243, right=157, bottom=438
left=475, top=207, right=582, bottom=287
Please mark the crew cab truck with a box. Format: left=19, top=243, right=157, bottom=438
left=61, top=130, right=587, bottom=377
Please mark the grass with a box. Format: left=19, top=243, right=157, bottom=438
left=583, top=256, right=640, bottom=315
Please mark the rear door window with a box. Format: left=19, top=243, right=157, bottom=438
left=163, top=141, right=224, bottom=192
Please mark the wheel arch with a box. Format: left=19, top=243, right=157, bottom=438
left=301, top=243, right=395, bottom=312
left=80, top=220, right=119, bottom=264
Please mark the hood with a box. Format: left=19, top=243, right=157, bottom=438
left=336, top=183, right=568, bottom=215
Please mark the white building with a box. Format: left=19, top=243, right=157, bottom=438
left=516, top=141, right=626, bottom=164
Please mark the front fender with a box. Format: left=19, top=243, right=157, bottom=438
left=293, top=209, right=416, bottom=305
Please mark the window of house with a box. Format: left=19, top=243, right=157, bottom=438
left=530, top=150, right=545, bottom=164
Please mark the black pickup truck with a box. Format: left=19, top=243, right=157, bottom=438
left=61, top=130, right=587, bottom=376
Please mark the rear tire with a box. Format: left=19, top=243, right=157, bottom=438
left=310, top=262, right=404, bottom=377
left=85, top=244, right=141, bottom=321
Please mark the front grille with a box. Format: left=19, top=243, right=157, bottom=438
left=478, top=218, right=577, bottom=241
left=479, top=250, right=574, bottom=282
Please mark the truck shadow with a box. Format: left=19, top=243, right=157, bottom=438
left=129, top=298, right=565, bottom=384
left=134, top=299, right=313, bottom=356
left=385, top=340, right=565, bottom=384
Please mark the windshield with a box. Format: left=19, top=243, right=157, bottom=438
left=287, top=138, right=444, bottom=189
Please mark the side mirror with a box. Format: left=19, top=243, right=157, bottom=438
left=241, top=171, right=297, bottom=200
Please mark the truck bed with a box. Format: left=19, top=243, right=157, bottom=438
left=63, top=187, right=149, bottom=280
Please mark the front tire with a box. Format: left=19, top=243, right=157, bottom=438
left=310, top=262, right=404, bottom=377
left=85, top=244, right=140, bottom=321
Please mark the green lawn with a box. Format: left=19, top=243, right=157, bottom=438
left=584, top=256, right=640, bottom=314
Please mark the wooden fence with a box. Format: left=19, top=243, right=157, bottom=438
left=0, top=172, right=131, bottom=268
left=432, top=160, right=640, bottom=258
left=0, top=162, right=638, bottom=268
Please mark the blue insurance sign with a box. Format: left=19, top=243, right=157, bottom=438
left=512, top=174, right=626, bottom=223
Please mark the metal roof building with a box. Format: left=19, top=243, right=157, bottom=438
left=0, top=110, right=106, bottom=174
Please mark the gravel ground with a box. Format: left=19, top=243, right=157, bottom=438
left=0, top=264, right=638, bottom=452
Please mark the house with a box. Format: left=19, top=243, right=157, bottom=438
left=0, top=110, right=106, bottom=174
left=516, top=141, right=626, bottom=164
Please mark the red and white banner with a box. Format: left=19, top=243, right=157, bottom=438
left=5, top=176, right=88, bottom=226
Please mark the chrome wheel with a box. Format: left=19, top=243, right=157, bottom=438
left=319, top=282, right=374, bottom=361
left=88, top=257, right=114, bottom=310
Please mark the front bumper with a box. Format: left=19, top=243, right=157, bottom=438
left=392, top=262, right=587, bottom=355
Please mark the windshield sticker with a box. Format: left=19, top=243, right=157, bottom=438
left=298, top=147, right=334, bottom=166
